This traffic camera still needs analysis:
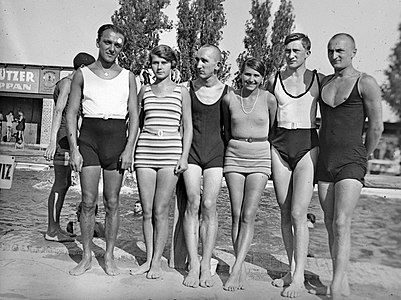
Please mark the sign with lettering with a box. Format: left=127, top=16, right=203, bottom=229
left=0, top=155, right=15, bottom=189
left=39, top=69, right=60, bottom=94
left=0, top=67, right=40, bottom=93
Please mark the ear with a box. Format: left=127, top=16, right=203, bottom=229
left=215, top=61, right=222, bottom=72
left=96, top=39, right=100, bottom=48
left=352, top=48, right=357, bottom=58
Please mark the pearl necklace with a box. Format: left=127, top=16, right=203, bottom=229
left=240, top=88, right=259, bottom=114
left=97, top=61, right=113, bottom=77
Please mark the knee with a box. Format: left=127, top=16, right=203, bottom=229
left=53, top=177, right=71, bottom=192
left=186, top=195, right=200, bottom=215
left=241, top=210, right=256, bottom=225
left=333, top=215, right=352, bottom=235
left=81, top=201, right=97, bottom=215
left=154, top=204, right=169, bottom=222
left=201, top=198, right=216, bottom=214
left=103, top=198, right=119, bottom=213
left=291, top=208, right=307, bottom=224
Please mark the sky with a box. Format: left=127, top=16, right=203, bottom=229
left=1, top=0, right=400, bottom=120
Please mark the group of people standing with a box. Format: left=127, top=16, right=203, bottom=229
left=43, top=23, right=383, bottom=300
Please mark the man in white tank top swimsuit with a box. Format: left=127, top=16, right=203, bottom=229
left=66, top=24, right=139, bottom=277
left=267, top=33, right=324, bottom=298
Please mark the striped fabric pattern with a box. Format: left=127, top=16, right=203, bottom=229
left=134, top=85, right=183, bottom=168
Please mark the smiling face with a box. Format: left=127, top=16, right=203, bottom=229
left=96, top=29, right=125, bottom=63
left=241, top=66, right=263, bottom=92
left=150, top=54, right=172, bottom=80
left=284, top=40, right=310, bottom=70
left=327, top=35, right=356, bottom=71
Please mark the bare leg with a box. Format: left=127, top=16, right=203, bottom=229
left=102, top=169, right=124, bottom=276
left=271, top=147, right=294, bottom=288
left=282, top=148, right=317, bottom=298
left=314, top=180, right=358, bottom=299
left=46, top=164, right=75, bottom=241
left=224, top=173, right=267, bottom=291
left=199, top=167, right=222, bottom=288
left=183, top=165, right=202, bottom=287
left=147, top=168, right=179, bottom=279
left=69, top=166, right=100, bottom=276
left=131, top=168, right=157, bottom=275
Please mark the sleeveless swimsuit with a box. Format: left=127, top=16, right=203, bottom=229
left=270, top=70, right=319, bottom=170
left=188, top=82, right=228, bottom=169
left=135, top=85, right=183, bottom=169
left=317, top=74, right=367, bottom=184
left=79, top=67, right=129, bottom=170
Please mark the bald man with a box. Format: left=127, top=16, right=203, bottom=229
left=182, top=44, right=229, bottom=288
left=313, top=33, right=383, bottom=299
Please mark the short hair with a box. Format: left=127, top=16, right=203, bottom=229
left=149, top=44, right=178, bottom=69
left=284, top=33, right=311, bottom=51
left=199, top=44, right=222, bottom=62
left=240, top=57, right=266, bottom=77
left=330, top=33, right=356, bottom=49
left=73, top=52, right=95, bottom=70
left=97, top=24, right=126, bottom=44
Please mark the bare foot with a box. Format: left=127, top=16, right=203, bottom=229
left=184, top=267, right=200, bottom=288
left=238, top=264, right=247, bottom=290
left=45, top=231, right=74, bottom=243
left=272, top=272, right=292, bottom=288
left=130, top=261, right=151, bottom=275
left=147, top=261, right=162, bottom=279
left=308, top=275, right=350, bottom=298
left=282, top=283, right=306, bottom=298
left=105, top=256, right=120, bottom=276
left=224, top=270, right=241, bottom=292
left=69, top=258, right=92, bottom=276
left=199, top=266, right=214, bottom=288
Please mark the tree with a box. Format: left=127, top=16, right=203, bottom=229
left=265, top=0, right=295, bottom=78
left=234, top=0, right=295, bottom=89
left=176, top=0, right=231, bottom=82
left=382, top=22, right=401, bottom=117
left=111, top=0, right=173, bottom=75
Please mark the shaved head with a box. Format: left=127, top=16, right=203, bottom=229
left=199, top=44, right=222, bottom=62
left=329, top=33, right=356, bottom=50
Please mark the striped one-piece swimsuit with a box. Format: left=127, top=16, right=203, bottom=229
left=134, top=85, right=182, bottom=168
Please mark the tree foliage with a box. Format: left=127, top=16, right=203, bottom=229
left=111, top=0, right=173, bottom=75
left=382, top=22, right=401, bottom=117
left=176, top=0, right=231, bottom=82
left=234, top=0, right=295, bottom=89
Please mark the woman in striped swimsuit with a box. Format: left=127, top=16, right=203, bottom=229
left=131, top=45, right=193, bottom=279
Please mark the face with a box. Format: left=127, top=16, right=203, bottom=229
left=96, top=29, right=124, bottom=63
left=284, top=40, right=310, bottom=69
left=241, top=66, right=263, bottom=91
left=327, top=36, right=356, bottom=70
left=150, top=54, right=172, bottom=80
left=195, top=48, right=220, bottom=79
left=134, top=203, right=142, bottom=213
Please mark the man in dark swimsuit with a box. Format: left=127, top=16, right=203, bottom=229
left=314, top=33, right=383, bottom=300
left=182, top=45, right=228, bottom=288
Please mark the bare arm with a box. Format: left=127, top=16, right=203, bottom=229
left=360, top=74, right=384, bottom=157
left=44, top=78, right=71, bottom=160
left=66, top=70, right=84, bottom=171
left=267, top=92, right=277, bottom=129
left=175, top=86, right=193, bottom=175
left=137, top=86, right=147, bottom=130
left=119, top=71, right=139, bottom=171
left=266, top=74, right=276, bottom=94
left=222, top=92, right=232, bottom=143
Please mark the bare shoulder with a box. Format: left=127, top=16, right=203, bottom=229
left=223, top=88, right=236, bottom=104
left=359, top=73, right=379, bottom=87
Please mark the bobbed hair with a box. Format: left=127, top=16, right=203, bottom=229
left=149, top=44, right=178, bottom=69
left=284, top=32, right=311, bottom=51
left=240, top=57, right=266, bottom=77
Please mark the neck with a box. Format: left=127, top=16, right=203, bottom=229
left=153, top=76, right=173, bottom=86
left=195, top=75, right=220, bottom=88
left=241, top=87, right=259, bottom=98
left=334, top=65, right=357, bottom=77
left=285, top=64, right=307, bottom=77
left=97, top=59, right=115, bottom=69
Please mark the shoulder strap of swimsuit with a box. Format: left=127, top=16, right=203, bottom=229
left=272, top=71, right=280, bottom=92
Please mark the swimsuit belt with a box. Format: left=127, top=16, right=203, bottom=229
left=142, top=128, right=179, bottom=137
left=84, top=113, right=126, bottom=120
left=232, top=137, right=268, bottom=143
left=278, top=121, right=316, bottom=129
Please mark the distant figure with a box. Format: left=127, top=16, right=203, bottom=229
left=66, top=203, right=105, bottom=238
left=306, top=213, right=316, bottom=229
left=15, top=111, right=26, bottom=143
left=44, top=52, right=95, bottom=243
left=6, top=111, right=14, bottom=142
left=314, top=33, right=383, bottom=300
left=133, top=200, right=143, bottom=215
